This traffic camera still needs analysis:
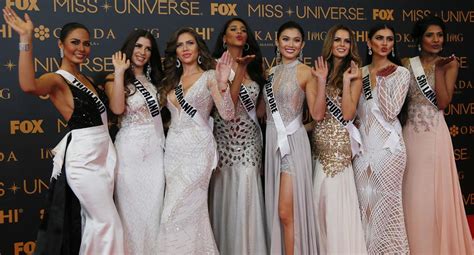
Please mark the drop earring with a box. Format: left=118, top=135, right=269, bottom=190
left=176, top=59, right=181, bottom=68
left=368, top=47, right=372, bottom=56
left=392, top=48, right=395, bottom=58
left=276, top=48, right=281, bottom=63
left=60, top=48, right=64, bottom=58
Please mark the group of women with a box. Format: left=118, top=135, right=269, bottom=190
left=3, top=6, right=472, bottom=255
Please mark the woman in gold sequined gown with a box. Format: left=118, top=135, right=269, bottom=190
left=307, top=25, right=367, bottom=254
left=402, top=16, right=473, bottom=255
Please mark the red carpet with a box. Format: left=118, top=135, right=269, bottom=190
left=468, top=215, right=474, bottom=238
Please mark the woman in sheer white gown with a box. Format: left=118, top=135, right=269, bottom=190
left=263, top=21, right=317, bottom=255
left=353, top=24, right=411, bottom=254
left=307, top=24, right=367, bottom=254
left=156, top=28, right=238, bottom=254
left=105, top=29, right=165, bottom=255
left=209, top=18, right=268, bottom=255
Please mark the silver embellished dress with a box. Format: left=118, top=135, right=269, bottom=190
left=264, top=60, right=317, bottom=255
left=311, top=86, right=367, bottom=254
left=114, top=76, right=165, bottom=255
left=157, top=70, right=234, bottom=254
left=209, top=81, right=267, bottom=255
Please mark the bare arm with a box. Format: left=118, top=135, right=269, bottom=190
left=308, top=56, right=327, bottom=121
left=434, top=55, right=458, bottom=110
left=104, top=51, right=129, bottom=115
left=341, top=61, right=362, bottom=121
left=3, top=7, right=59, bottom=95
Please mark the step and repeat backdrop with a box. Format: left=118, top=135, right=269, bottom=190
left=0, top=0, right=473, bottom=254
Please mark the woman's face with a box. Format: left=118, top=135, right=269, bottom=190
left=331, top=29, right=351, bottom=59
left=176, top=32, right=199, bottom=65
left=368, top=28, right=394, bottom=58
left=223, top=20, right=248, bottom=48
left=60, top=28, right=90, bottom=64
left=131, top=36, right=152, bottom=68
left=276, top=28, right=304, bottom=61
left=420, top=25, right=444, bottom=54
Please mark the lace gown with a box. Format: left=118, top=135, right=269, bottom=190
left=157, top=70, right=234, bottom=254
left=264, top=60, right=318, bottom=255
left=209, top=81, right=267, bottom=255
left=114, top=76, right=165, bottom=255
left=311, top=86, right=367, bottom=254
left=402, top=61, right=473, bottom=255
left=353, top=66, right=410, bottom=254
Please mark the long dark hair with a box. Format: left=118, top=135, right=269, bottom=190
left=212, top=18, right=265, bottom=88
left=322, top=24, right=361, bottom=91
left=412, top=15, right=446, bottom=54
left=118, top=29, right=163, bottom=96
left=160, top=27, right=215, bottom=105
left=365, top=23, right=402, bottom=66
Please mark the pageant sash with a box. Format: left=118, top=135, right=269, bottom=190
left=132, top=79, right=165, bottom=147
left=265, top=71, right=302, bottom=157
left=229, top=68, right=259, bottom=125
left=56, top=70, right=107, bottom=126
left=361, top=66, right=373, bottom=101
left=326, top=96, right=362, bottom=157
left=409, top=56, right=437, bottom=108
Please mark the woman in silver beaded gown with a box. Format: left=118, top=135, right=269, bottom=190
left=209, top=18, right=267, bottom=255
left=105, top=30, right=165, bottom=255
left=264, top=21, right=317, bottom=255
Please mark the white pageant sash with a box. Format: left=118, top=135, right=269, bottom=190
left=132, top=78, right=165, bottom=147
left=409, top=56, right=437, bottom=108
left=361, top=66, right=373, bottom=101
left=326, top=96, right=362, bottom=157
left=56, top=69, right=107, bottom=126
left=265, top=72, right=302, bottom=157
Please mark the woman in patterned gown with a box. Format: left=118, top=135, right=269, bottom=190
left=105, top=29, right=165, bottom=255
left=402, top=16, right=473, bottom=255
left=352, top=23, right=411, bottom=254
left=209, top=18, right=268, bottom=255
left=263, top=21, right=317, bottom=255
left=156, top=28, right=238, bottom=254
left=3, top=7, right=124, bottom=254
left=307, top=24, right=367, bottom=254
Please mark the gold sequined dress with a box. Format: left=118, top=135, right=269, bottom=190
left=402, top=61, right=473, bottom=255
left=311, top=86, right=367, bottom=254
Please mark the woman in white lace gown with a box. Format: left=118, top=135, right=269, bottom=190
left=307, top=25, right=367, bottom=254
left=105, top=29, right=165, bottom=255
left=157, top=28, right=237, bottom=254
left=353, top=24, right=411, bottom=254
left=209, top=18, right=268, bottom=255
left=263, top=21, right=317, bottom=255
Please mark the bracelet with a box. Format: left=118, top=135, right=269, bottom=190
left=220, top=85, right=229, bottom=93
left=19, top=42, right=30, bottom=51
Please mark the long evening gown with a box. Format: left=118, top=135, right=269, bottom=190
left=209, top=80, right=267, bottom=255
left=402, top=60, right=473, bottom=255
left=353, top=66, right=410, bottom=254
left=114, top=75, right=165, bottom=255
left=264, top=60, right=318, bottom=255
left=157, top=70, right=234, bottom=254
left=311, top=86, right=367, bottom=254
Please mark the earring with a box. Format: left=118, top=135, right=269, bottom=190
left=392, top=48, right=395, bottom=58
left=244, top=43, right=250, bottom=51
left=198, top=55, right=202, bottom=65
left=146, top=64, right=152, bottom=82
left=223, top=41, right=227, bottom=50
left=60, top=48, right=64, bottom=58
left=276, top=48, right=281, bottom=63
left=176, top=59, right=181, bottom=68
left=368, top=47, right=372, bottom=56
left=298, top=50, right=303, bottom=62
left=417, top=44, right=421, bottom=52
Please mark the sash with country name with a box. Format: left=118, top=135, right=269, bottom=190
left=361, top=66, right=373, bottom=101
left=174, top=82, right=213, bottom=130
left=326, top=96, right=361, bottom=157
left=56, top=70, right=107, bottom=126
left=265, top=71, right=302, bottom=157
left=409, top=56, right=437, bottom=108
left=132, top=78, right=165, bottom=146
